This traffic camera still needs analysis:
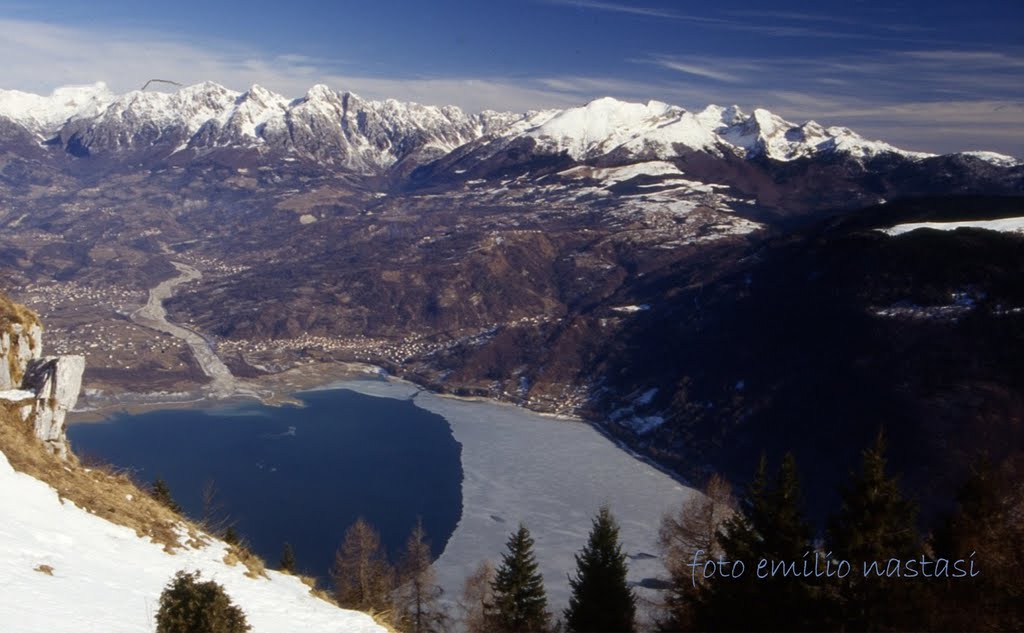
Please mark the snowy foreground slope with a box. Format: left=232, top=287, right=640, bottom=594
left=0, top=451, right=384, bottom=633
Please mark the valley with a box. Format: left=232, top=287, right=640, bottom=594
left=0, top=82, right=1021, bottom=522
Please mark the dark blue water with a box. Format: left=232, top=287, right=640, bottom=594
left=67, top=388, right=463, bottom=581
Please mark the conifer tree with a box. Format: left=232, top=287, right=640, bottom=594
left=828, top=430, right=918, bottom=563
left=489, top=524, right=551, bottom=633
left=564, top=506, right=636, bottom=633
left=279, top=542, right=296, bottom=574
left=223, top=526, right=241, bottom=546
left=699, top=453, right=817, bottom=632
left=151, top=476, right=182, bottom=514
left=395, top=519, right=449, bottom=633
left=331, top=517, right=396, bottom=616
left=156, top=570, right=250, bottom=633
left=825, top=430, right=922, bottom=631
left=767, top=452, right=813, bottom=561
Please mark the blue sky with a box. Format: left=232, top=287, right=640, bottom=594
left=1, top=0, right=1022, bottom=155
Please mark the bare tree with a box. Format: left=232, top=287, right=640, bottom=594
left=200, top=479, right=233, bottom=535
left=331, top=517, right=396, bottom=617
left=659, top=473, right=736, bottom=564
left=395, top=519, right=449, bottom=633
left=657, top=474, right=736, bottom=630
left=458, top=560, right=496, bottom=633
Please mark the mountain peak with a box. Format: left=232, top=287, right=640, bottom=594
left=697, top=104, right=746, bottom=129
left=305, top=83, right=339, bottom=101
left=0, top=82, right=115, bottom=134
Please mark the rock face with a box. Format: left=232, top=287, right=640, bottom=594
left=20, top=356, right=85, bottom=459
left=0, top=298, right=84, bottom=459
left=0, top=321, right=42, bottom=389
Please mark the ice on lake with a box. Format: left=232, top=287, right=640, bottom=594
left=329, top=379, right=698, bottom=617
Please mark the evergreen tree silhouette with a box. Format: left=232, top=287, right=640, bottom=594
left=279, top=542, right=296, bottom=573
left=565, top=506, right=636, bottom=632
left=151, top=476, right=182, bottom=514
left=827, top=430, right=921, bottom=631
left=489, top=524, right=551, bottom=632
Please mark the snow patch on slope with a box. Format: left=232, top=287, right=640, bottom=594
left=0, top=449, right=384, bottom=633
left=879, top=216, right=1024, bottom=236
left=959, top=151, right=1020, bottom=167
left=558, top=161, right=684, bottom=184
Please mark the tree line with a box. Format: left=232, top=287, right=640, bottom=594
left=149, top=428, right=1021, bottom=631
left=324, top=507, right=636, bottom=633
left=658, top=430, right=1023, bottom=632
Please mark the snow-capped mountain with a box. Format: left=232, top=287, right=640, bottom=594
left=516, top=97, right=932, bottom=162
left=1, top=82, right=1017, bottom=174
left=0, top=83, right=115, bottom=136
left=2, top=82, right=518, bottom=172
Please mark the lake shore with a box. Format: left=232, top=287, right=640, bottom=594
left=71, top=366, right=696, bottom=623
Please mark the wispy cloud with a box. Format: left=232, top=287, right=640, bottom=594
left=540, top=0, right=686, bottom=21
left=0, top=18, right=599, bottom=112
left=643, top=57, right=741, bottom=83
left=539, top=0, right=941, bottom=42
left=724, top=9, right=933, bottom=33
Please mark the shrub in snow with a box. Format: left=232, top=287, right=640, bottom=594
left=155, top=570, right=251, bottom=633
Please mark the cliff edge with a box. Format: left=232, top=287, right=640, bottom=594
left=0, top=294, right=84, bottom=459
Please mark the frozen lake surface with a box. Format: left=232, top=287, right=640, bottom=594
left=330, top=379, right=698, bottom=616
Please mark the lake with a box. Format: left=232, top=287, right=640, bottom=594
left=70, top=378, right=697, bottom=618
left=67, top=387, right=463, bottom=581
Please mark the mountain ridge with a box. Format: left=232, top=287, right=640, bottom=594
left=1, top=82, right=1018, bottom=173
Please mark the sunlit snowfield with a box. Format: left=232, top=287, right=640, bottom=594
left=326, top=378, right=698, bottom=614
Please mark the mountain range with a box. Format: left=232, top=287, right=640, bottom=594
left=2, top=81, right=1018, bottom=168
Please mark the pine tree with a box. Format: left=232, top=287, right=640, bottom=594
left=826, top=430, right=920, bottom=631
left=489, top=524, right=550, bottom=633
left=767, top=452, right=813, bottom=561
left=564, top=506, right=636, bottom=633
left=395, top=519, right=449, bottom=633
left=155, top=570, right=250, bottom=633
left=151, top=476, right=182, bottom=514
left=223, top=526, right=241, bottom=546
left=331, top=517, right=396, bottom=616
left=828, top=430, right=918, bottom=561
left=279, top=542, right=296, bottom=574
left=698, top=453, right=817, bottom=632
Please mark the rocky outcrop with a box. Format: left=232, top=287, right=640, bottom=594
left=20, top=356, right=85, bottom=459
left=0, top=297, right=84, bottom=459
left=0, top=321, right=42, bottom=389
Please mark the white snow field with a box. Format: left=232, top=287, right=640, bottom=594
left=329, top=379, right=698, bottom=617
left=0, top=451, right=385, bottom=633
left=879, top=216, right=1024, bottom=236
